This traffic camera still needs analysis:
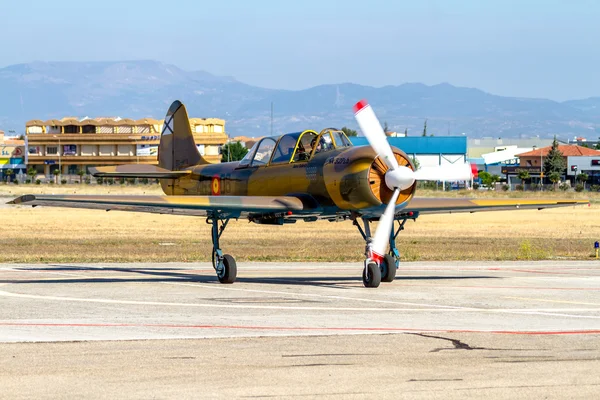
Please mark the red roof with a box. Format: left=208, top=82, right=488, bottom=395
left=518, top=145, right=600, bottom=157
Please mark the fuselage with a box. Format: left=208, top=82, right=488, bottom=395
left=162, top=143, right=417, bottom=213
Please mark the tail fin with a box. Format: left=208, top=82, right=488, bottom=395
left=90, top=100, right=207, bottom=180
left=159, top=100, right=208, bottom=171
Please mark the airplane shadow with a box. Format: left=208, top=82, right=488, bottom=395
left=1, top=264, right=499, bottom=289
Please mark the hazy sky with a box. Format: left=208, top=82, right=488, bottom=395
left=2, top=0, right=599, bottom=100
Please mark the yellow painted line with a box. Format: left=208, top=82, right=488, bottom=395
left=506, top=296, right=600, bottom=307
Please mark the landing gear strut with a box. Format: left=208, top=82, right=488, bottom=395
left=353, top=216, right=405, bottom=287
left=208, top=215, right=237, bottom=284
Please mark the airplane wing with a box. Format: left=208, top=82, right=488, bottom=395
left=7, top=194, right=308, bottom=218
left=404, top=197, right=589, bottom=215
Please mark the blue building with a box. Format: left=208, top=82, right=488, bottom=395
left=350, top=136, right=468, bottom=168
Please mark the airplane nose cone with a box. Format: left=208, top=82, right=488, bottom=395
left=384, top=166, right=415, bottom=191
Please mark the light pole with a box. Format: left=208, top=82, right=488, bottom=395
left=540, top=146, right=543, bottom=191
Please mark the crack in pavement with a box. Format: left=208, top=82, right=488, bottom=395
left=406, top=332, right=502, bottom=352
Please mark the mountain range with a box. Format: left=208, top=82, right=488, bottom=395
left=1, top=60, right=600, bottom=139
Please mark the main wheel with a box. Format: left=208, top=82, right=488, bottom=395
left=362, top=261, right=381, bottom=288
left=381, top=254, right=397, bottom=283
left=217, top=254, right=237, bottom=284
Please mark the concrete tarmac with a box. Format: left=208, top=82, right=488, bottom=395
left=1, top=261, right=600, bottom=398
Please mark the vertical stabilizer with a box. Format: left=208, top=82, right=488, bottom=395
left=158, top=100, right=207, bottom=171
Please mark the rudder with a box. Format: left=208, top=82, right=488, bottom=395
left=158, top=100, right=208, bottom=171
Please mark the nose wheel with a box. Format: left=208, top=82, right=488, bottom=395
left=380, top=254, right=397, bottom=283
left=362, top=261, right=381, bottom=288
left=353, top=215, right=413, bottom=287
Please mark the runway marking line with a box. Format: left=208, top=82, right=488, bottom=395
left=506, top=296, right=600, bottom=307
left=2, top=290, right=600, bottom=317
left=0, top=321, right=599, bottom=336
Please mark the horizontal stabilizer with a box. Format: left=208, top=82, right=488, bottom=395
left=89, top=165, right=191, bottom=179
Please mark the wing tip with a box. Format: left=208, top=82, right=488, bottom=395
left=7, top=194, right=36, bottom=205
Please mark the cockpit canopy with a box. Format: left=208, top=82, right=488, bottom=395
left=238, top=128, right=353, bottom=168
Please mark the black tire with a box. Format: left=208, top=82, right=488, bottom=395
left=217, top=254, right=237, bottom=284
left=362, top=262, right=381, bottom=288
left=381, top=254, right=397, bottom=283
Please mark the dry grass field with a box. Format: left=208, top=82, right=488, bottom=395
left=0, top=184, right=598, bottom=263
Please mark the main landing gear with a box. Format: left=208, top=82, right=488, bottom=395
left=208, top=215, right=237, bottom=284
left=353, top=216, right=409, bottom=288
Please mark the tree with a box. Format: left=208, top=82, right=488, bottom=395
left=221, top=141, right=248, bottom=162
left=478, top=171, right=500, bottom=189
left=77, top=169, right=85, bottom=184
left=577, top=172, right=589, bottom=189
left=410, top=156, right=420, bottom=170
left=517, top=170, right=530, bottom=189
left=548, top=171, right=561, bottom=189
left=543, top=137, right=566, bottom=178
left=4, top=168, right=13, bottom=183
left=517, top=170, right=530, bottom=182
left=27, top=167, right=37, bottom=183
left=341, top=126, right=357, bottom=137
left=422, top=119, right=428, bottom=137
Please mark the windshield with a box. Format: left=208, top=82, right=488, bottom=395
left=251, top=137, right=277, bottom=166
left=332, top=131, right=353, bottom=148
left=238, top=141, right=259, bottom=167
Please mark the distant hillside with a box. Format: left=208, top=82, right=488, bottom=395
left=1, top=60, right=599, bottom=139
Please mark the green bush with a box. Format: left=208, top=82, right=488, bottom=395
left=590, top=185, right=600, bottom=192
left=35, top=179, right=41, bottom=185
left=25, top=179, right=31, bottom=184
left=515, top=184, right=524, bottom=191
left=13, top=180, right=19, bottom=185
left=141, top=177, right=149, bottom=185
left=96, top=177, right=103, bottom=184
left=502, top=184, right=509, bottom=191
left=559, top=182, right=570, bottom=191
left=575, top=183, right=585, bottom=192
left=107, top=178, right=114, bottom=185
left=529, top=183, right=539, bottom=191
left=84, top=177, right=91, bottom=184
left=472, top=182, right=480, bottom=190
left=61, top=179, right=67, bottom=185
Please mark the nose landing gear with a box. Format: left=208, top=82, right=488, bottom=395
left=353, top=215, right=414, bottom=288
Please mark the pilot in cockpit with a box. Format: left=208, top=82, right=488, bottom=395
left=311, top=135, right=332, bottom=154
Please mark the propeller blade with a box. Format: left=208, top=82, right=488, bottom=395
left=413, top=163, right=473, bottom=181
left=353, top=100, right=399, bottom=171
left=369, top=188, right=401, bottom=263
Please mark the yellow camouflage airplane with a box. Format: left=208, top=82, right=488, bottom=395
left=9, top=100, right=589, bottom=287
